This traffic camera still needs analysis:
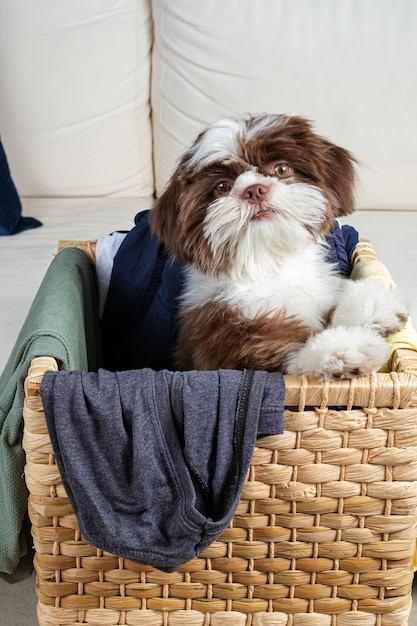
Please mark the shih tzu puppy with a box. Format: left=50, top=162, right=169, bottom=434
left=151, top=113, right=408, bottom=379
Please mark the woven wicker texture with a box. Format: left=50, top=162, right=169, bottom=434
left=22, top=241, right=417, bottom=626
left=56, top=240, right=97, bottom=265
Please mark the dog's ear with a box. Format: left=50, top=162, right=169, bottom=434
left=151, top=173, right=182, bottom=250
left=323, top=142, right=357, bottom=216
left=272, top=116, right=358, bottom=217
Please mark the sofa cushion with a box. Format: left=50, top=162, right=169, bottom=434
left=151, top=0, right=417, bottom=210
left=0, top=0, right=154, bottom=198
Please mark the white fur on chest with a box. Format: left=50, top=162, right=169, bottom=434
left=181, top=245, right=343, bottom=331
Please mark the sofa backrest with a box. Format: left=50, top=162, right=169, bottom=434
left=1, top=1, right=416, bottom=210
left=152, top=0, right=417, bottom=210
left=0, top=0, right=154, bottom=198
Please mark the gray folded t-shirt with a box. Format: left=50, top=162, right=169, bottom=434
left=41, top=368, right=284, bottom=571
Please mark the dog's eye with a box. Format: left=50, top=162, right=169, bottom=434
left=273, top=163, right=293, bottom=179
left=214, top=181, right=232, bottom=197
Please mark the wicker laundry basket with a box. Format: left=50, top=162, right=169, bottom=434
left=23, top=240, right=417, bottom=626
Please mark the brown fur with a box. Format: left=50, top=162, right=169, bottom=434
left=152, top=161, right=249, bottom=273
left=241, top=115, right=357, bottom=222
left=152, top=115, right=357, bottom=270
left=151, top=114, right=358, bottom=371
left=176, top=302, right=311, bottom=371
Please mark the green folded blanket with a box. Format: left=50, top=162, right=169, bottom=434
left=0, top=247, right=100, bottom=582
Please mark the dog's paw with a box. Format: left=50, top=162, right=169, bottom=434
left=284, top=326, right=390, bottom=380
left=331, top=279, right=409, bottom=337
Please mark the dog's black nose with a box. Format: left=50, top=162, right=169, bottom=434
left=243, top=183, right=269, bottom=203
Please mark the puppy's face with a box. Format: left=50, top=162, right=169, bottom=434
left=152, top=114, right=357, bottom=275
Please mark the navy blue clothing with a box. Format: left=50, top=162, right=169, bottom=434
left=0, top=139, right=42, bottom=236
left=326, top=223, right=358, bottom=276
left=101, top=212, right=184, bottom=371
left=101, top=211, right=359, bottom=371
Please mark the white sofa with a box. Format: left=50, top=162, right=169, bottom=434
left=1, top=0, right=417, bottom=373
